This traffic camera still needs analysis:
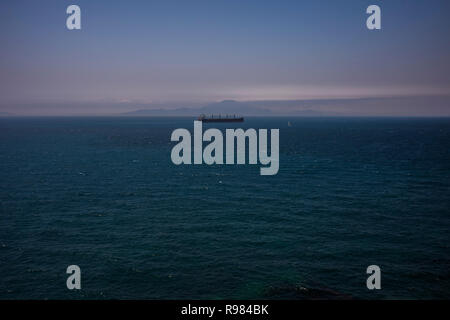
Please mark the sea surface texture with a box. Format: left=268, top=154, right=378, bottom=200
left=0, top=117, right=449, bottom=299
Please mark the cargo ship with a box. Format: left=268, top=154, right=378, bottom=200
left=197, top=114, right=244, bottom=123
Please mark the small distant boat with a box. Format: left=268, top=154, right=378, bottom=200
left=288, top=121, right=292, bottom=127
left=198, top=114, right=244, bottom=123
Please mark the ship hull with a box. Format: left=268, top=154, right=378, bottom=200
left=199, top=118, right=244, bottom=123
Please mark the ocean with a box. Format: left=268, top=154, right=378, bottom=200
left=0, top=117, right=449, bottom=299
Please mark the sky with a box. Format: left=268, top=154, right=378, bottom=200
left=0, top=0, right=450, bottom=115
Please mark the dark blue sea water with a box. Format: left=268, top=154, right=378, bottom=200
left=0, top=117, right=449, bottom=299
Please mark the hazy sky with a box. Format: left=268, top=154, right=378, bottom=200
left=1, top=0, right=450, bottom=115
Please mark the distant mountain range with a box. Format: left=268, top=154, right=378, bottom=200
left=7, top=95, right=447, bottom=116
left=121, top=100, right=323, bottom=116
